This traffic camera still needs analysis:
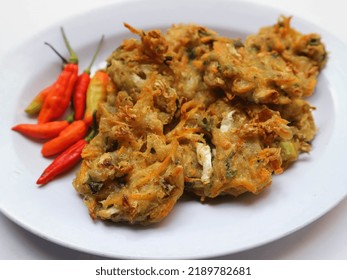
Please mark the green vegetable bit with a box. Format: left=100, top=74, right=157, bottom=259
left=225, top=152, right=237, bottom=179
left=280, top=141, right=298, bottom=162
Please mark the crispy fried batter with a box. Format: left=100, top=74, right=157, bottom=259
left=73, top=17, right=325, bottom=224
left=199, top=16, right=326, bottom=104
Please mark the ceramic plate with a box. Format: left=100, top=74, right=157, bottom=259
left=1, top=0, right=347, bottom=259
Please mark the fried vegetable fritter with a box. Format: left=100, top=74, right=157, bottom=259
left=73, top=17, right=325, bottom=225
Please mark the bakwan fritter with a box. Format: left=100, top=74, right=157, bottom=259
left=73, top=17, right=327, bottom=225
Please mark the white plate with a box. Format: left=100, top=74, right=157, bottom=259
left=1, top=0, right=347, bottom=259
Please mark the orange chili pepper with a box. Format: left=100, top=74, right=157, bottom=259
left=12, top=121, right=69, bottom=139
left=25, top=84, right=55, bottom=115
left=41, top=120, right=87, bottom=157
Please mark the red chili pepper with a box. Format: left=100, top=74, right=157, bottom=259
left=37, top=29, right=79, bottom=124
left=36, top=128, right=96, bottom=185
left=36, top=139, right=87, bottom=185
left=73, top=35, right=104, bottom=120
left=24, top=39, right=69, bottom=116
left=73, top=74, right=89, bottom=120
left=41, top=120, right=87, bottom=157
left=11, top=120, right=69, bottom=139
left=37, top=64, right=78, bottom=123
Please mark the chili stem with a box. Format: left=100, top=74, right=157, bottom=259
left=61, top=27, right=78, bottom=64
left=44, top=42, right=68, bottom=64
left=85, top=128, right=96, bottom=143
left=65, top=112, right=75, bottom=123
left=85, top=35, right=104, bottom=75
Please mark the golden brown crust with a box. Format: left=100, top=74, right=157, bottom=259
left=73, top=17, right=324, bottom=224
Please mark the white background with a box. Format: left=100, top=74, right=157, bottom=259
left=0, top=0, right=346, bottom=259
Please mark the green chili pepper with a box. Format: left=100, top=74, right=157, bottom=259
left=83, top=70, right=110, bottom=126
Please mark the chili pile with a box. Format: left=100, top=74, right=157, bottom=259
left=12, top=27, right=109, bottom=185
